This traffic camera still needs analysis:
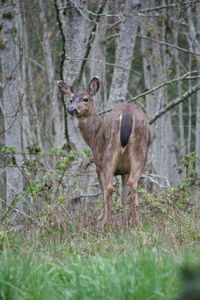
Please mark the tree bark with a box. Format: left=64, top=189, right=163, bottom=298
left=195, top=4, right=200, bottom=178
left=187, top=3, right=200, bottom=179
left=1, top=0, right=23, bottom=204
left=174, top=26, right=186, bottom=158
left=107, top=0, right=140, bottom=108
left=39, top=0, right=64, bottom=148
left=140, top=0, right=180, bottom=186
left=55, top=0, right=89, bottom=150
left=89, top=0, right=110, bottom=111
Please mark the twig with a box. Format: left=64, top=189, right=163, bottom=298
left=0, top=196, right=51, bottom=229
left=0, top=94, right=24, bottom=136
left=0, top=195, right=18, bottom=223
left=29, top=58, right=45, bottom=71
left=0, top=55, right=23, bottom=98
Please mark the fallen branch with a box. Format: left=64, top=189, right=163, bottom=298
left=141, top=174, right=170, bottom=188
left=149, top=83, right=200, bottom=124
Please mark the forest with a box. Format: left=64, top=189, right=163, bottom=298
left=0, top=0, right=200, bottom=299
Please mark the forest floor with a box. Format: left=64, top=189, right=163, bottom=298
left=0, top=189, right=200, bottom=300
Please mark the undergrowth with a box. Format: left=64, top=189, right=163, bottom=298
left=0, top=150, right=200, bottom=299
left=0, top=206, right=200, bottom=300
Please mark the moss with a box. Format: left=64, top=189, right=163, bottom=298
left=0, top=37, right=5, bottom=50
left=2, top=12, right=13, bottom=19
left=11, top=26, right=17, bottom=34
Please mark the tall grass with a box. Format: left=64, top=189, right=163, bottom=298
left=0, top=246, right=180, bottom=300
left=0, top=191, right=200, bottom=300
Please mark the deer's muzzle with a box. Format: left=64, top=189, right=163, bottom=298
left=67, top=106, right=78, bottom=116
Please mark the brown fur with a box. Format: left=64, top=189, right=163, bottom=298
left=57, top=77, right=151, bottom=226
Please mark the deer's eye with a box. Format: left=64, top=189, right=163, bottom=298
left=83, top=98, right=88, bottom=102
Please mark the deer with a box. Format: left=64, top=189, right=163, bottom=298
left=57, top=77, right=151, bottom=226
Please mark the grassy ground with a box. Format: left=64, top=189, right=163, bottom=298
left=0, top=209, right=200, bottom=300
left=0, top=186, right=200, bottom=300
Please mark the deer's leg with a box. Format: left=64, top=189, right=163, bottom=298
left=127, top=160, right=143, bottom=225
left=97, top=169, right=113, bottom=225
left=102, top=152, right=118, bottom=225
left=121, top=175, right=129, bottom=227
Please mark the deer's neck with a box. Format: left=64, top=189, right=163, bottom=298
left=78, top=110, right=103, bottom=150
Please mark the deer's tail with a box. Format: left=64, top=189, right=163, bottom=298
left=120, top=112, right=133, bottom=148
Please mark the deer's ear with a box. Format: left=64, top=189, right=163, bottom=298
left=57, top=81, right=74, bottom=96
left=88, top=76, right=100, bottom=96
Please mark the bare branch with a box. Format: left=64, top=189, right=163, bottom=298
left=29, top=58, right=45, bottom=71
left=72, top=0, right=107, bottom=88
left=129, top=71, right=200, bottom=102
left=0, top=94, right=24, bottom=136
left=149, top=83, right=200, bottom=124
left=98, top=71, right=200, bottom=116
left=0, top=55, right=23, bottom=98
left=137, top=34, right=200, bottom=57
left=139, top=1, right=198, bottom=13
left=65, top=57, right=138, bottom=73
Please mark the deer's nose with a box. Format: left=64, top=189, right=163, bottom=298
left=67, top=106, right=78, bottom=116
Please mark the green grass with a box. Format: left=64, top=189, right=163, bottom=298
left=0, top=191, right=200, bottom=300
left=0, top=218, right=200, bottom=300
left=0, top=245, right=180, bottom=300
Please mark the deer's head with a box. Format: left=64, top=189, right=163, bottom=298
left=57, top=77, right=100, bottom=118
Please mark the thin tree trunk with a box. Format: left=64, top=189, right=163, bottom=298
left=1, top=0, right=23, bottom=204
left=174, top=27, right=186, bottom=158
left=187, top=55, right=192, bottom=154
left=187, top=3, right=200, bottom=179
left=195, top=4, right=200, bottom=178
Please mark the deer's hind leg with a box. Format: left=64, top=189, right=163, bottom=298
left=101, top=150, right=120, bottom=225
left=121, top=175, right=129, bottom=227
left=127, top=149, right=147, bottom=225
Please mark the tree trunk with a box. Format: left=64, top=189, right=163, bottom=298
left=55, top=0, right=89, bottom=150
left=1, top=0, right=23, bottom=204
left=187, top=3, right=200, bottom=180
left=107, top=0, right=140, bottom=108
left=89, top=0, right=110, bottom=111
left=174, top=27, right=186, bottom=158
left=140, top=0, right=180, bottom=186
left=39, top=0, right=64, bottom=148
left=195, top=4, right=200, bottom=179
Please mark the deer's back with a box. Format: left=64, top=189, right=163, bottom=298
left=104, top=102, right=150, bottom=145
left=94, top=103, right=151, bottom=175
